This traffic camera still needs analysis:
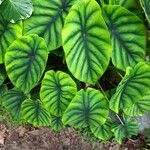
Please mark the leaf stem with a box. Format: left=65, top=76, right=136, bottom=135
left=97, top=82, right=124, bottom=125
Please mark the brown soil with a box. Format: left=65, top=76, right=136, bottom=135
left=0, top=121, right=146, bottom=150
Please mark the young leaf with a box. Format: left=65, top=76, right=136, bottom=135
left=0, top=0, right=33, bottom=22
left=140, top=0, right=150, bottom=23
left=22, top=99, right=51, bottom=126
left=5, top=34, right=48, bottom=94
left=24, top=0, right=78, bottom=51
left=103, top=5, right=146, bottom=71
left=62, top=88, right=109, bottom=128
left=0, top=15, right=22, bottom=64
left=112, top=116, right=139, bottom=144
left=40, top=70, right=77, bottom=116
left=1, top=89, right=26, bottom=120
left=62, top=0, right=111, bottom=84
left=90, top=118, right=113, bottom=141
left=110, top=62, right=150, bottom=116
left=50, top=115, right=65, bottom=131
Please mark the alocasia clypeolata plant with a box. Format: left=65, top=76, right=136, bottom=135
left=0, top=0, right=150, bottom=144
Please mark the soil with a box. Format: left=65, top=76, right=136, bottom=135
left=0, top=121, right=147, bottom=150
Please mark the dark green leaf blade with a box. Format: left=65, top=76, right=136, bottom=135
left=103, top=5, right=146, bottom=70
left=22, top=99, right=51, bottom=126
left=40, top=70, right=77, bottom=116
left=62, top=88, right=109, bottom=128
left=112, top=116, right=139, bottom=144
left=50, top=115, right=65, bottom=131
left=24, top=0, right=78, bottom=51
left=0, top=15, right=22, bottom=64
left=140, top=0, right=150, bottom=23
left=110, top=62, right=150, bottom=116
left=90, top=118, right=113, bottom=141
left=0, top=0, right=33, bottom=22
left=5, top=34, right=48, bottom=94
left=62, top=0, right=111, bottom=84
left=1, top=89, right=26, bottom=120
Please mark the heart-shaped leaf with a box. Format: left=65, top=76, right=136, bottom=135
left=5, top=34, right=48, bottom=94
left=62, top=0, right=111, bottom=84
left=140, top=0, right=150, bottom=23
left=110, top=62, right=150, bottom=116
left=50, top=115, right=65, bottom=131
left=0, top=0, right=33, bottom=22
left=40, top=70, right=77, bottom=116
left=1, top=89, right=26, bottom=120
left=0, top=15, right=22, bottom=64
left=90, top=118, right=113, bottom=141
left=21, top=99, right=51, bottom=126
left=24, top=0, right=78, bottom=51
left=103, top=5, right=146, bottom=71
left=62, top=88, right=109, bottom=128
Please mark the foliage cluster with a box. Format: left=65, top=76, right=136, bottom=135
left=0, top=0, right=150, bottom=144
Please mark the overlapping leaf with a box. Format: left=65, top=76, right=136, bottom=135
left=62, top=0, right=111, bottom=84
left=109, top=0, right=138, bottom=9
left=22, top=99, right=51, bottom=126
left=112, top=116, right=139, bottom=144
left=103, top=5, right=146, bottom=71
left=0, top=15, right=22, bottom=64
left=5, top=34, right=48, bottom=94
left=90, top=118, right=113, bottom=141
left=0, top=85, right=7, bottom=105
left=51, top=115, right=65, bottom=131
left=24, top=0, right=78, bottom=51
left=40, top=70, right=77, bottom=116
left=0, top=0, right=33, bottom=22
left=140, top=0, right=150, bottom=23
left=1, top=89, right=26, bottom=120
left=62, top=88, right=109, bottom=128
left=110, top=62, right=150, bottom=116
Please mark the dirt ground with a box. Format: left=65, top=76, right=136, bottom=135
left=0, top=121, right=146, bottom=150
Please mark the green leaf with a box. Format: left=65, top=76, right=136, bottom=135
left=103, top=5, right=146, bottom=71
left=22, top=99, right=51, bottom=126
left=24, top=0, right=78, bottom=51
left=0, top=85, right=7, bottom=105
left=112, top=116, right=139, bottom=144
left=140, top=0, right=150, bottom=23
left=110, top=62, right=150, bottom=116
left=0, top=0, right=4, bottom=5
left=50, top=115, right=65, bottom=131
left=109, top=0, right=138, bottom=9
left=62, top=88, right=109, bottom=128
left=124, top=92, right=150, bottom=116
left=40, top=70, right=77, bottom=116
left=0, top=0, right=33, bottom=22
left=0, top=16, right=22, bottom=64
left=0, top=65, right=7, bottom=84
left=5, top=34, right=48, bottom=94
left=62, top=0, right=111, bottom=84
left=1, top=89, right=26, bottom=120
left=90, top=118, right=113, bottom=141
